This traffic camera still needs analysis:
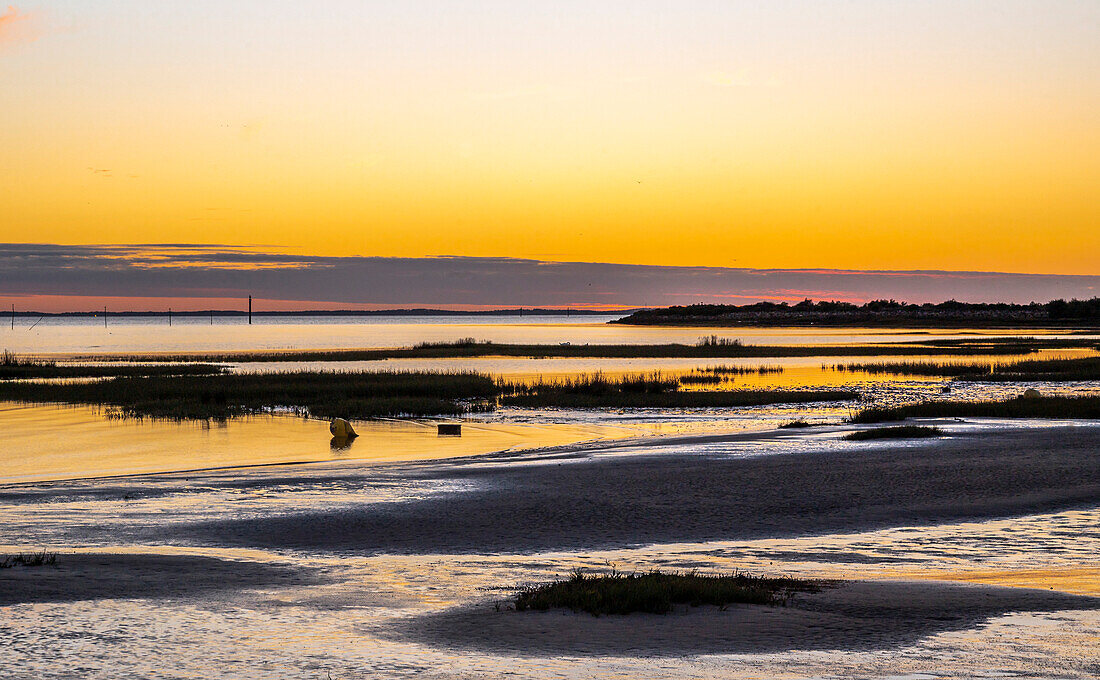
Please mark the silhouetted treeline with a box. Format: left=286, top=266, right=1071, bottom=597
left=614, top=298, right=1100, bottom=326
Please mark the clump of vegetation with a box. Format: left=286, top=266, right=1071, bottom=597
left=1, top=350, right=224, bottom=380
left=850, top=395, right=1100, bottom=423
left=76, top=336, right=1077, bottom=364
left=778, top=419, right=814, bottom=429
left=700, top=364, right=783, bottom=375
left=849, top=407, right=909, bottom=424
left=499, top=373, right=856, bottom=408
left=499, top=372, right=679, bottom=398
left=413, top=337, right=490, bottom=349
left=0, top=550, right=58, bottom=569
left=834, top=356, right=1100, bottom=381
left=678, top=373, right=724, bottom=385
left=843, top=425, right=943, bottom=441
left=0, top=370, right=498, bottom=421
left=696, top=335, right=743, bottom=348
left=514, top=569, right=826, bottom=616
left=2, top=350, right=50, bottom=367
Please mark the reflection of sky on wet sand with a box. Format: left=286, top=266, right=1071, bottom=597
left=2, top=475, right=1098, bottom=678
left=2, top=323, right=1099, bottom=678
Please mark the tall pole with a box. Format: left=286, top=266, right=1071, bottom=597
left=10, top=304, right=13, bottom=330
left=248, top=295, right=252, bottom=325
left=104, top=306, right=107, bottom=328
left=168, top=307, right=172, bottom=326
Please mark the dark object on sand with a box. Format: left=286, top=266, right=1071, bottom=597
left=0, top=550, right=58, bottom=569
left=514, top=569, right=825, bottom=616
left=330, top=418, right=357, bottom=438
left=843, top=426, right=943, bottom=441
left=438, top=423, right=462, bottom=436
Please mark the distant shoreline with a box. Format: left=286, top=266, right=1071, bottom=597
left=612, top=298, right=1100, bottom=328
left=3, top=308, right=626, bottom=318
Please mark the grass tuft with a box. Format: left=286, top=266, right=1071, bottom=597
left=0, top=550, right=58, bottom=569
left=843, top=425, right=943, bottom=441
left=1, top=350, right=225, bottom=380
left=499, top=373, right=856, bottom=408
left=834, top=356, right=1100, bottom=381
left=778, top=419, right=814, bottom=429
left=850, top=395, right=1100, bottom=423
left=514, top=569, right=826, bottom=616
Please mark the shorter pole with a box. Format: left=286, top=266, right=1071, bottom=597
left=168, top=308, right=172, bottom=326
left=11, top=304, right=13, bottom=330
left=104, top=306, right=107, bottom=328
left=248, top=295, right=252, bottom=325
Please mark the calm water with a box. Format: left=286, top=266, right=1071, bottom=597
left=2, top=317, right=1098, bottom=678
left=2, top=313, right=1095, bottom=355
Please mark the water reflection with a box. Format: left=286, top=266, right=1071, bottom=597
left=329, top=436, right=355, bottom=452
left=4, top=313, right=1096, bottom=356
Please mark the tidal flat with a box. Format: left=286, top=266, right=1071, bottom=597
left=2, top=317, right=1099, bottom=679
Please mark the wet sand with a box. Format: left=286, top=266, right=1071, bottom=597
left=3, top=423, right=1099, bottom=674
left=0, top=553, right=317, bottom=605
left=396, top=580, right=1100, bottom=656
left=181, top=424, right=1100, bottom=555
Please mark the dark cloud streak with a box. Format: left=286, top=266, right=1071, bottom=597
left=1, top=244, right=1097, bottom=309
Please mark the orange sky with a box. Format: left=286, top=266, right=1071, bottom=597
left=1, top=2, right=1098, bottom=276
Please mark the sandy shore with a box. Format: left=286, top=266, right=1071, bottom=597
left=0, top=553, right=316, bottom=606
left=392, top=580, right=1100, bottom=656
left=179, top=424, right=1100, bottom=555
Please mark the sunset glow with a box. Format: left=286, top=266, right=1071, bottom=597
left=3, top=1, right=1097, bottom=285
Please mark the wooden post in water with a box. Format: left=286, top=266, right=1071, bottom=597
left=104, top=306, right=108, bottom=328
left=10, top=304, right=13, bottom=330
left=248, top=295, right=252, bottom=325
left=168, top=308, right=172, bottom=326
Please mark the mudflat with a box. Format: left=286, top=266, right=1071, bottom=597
left=180, top=424, right=1100, bottom=555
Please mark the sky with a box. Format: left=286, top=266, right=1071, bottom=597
left=2, top=244, right=1097, bottom=312
left=1, top=2, right=1098, bottom=309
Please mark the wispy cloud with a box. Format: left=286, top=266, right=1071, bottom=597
left=2, top=244, right=1098, bottom=311
left=0, top=5, right=43, bottom=47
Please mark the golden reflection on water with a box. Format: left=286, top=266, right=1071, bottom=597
left=226, top=348, right=1097, bottom=387
left=905, top=567, right=1100, bottom=596
left=0, top=402, right=633, bottom=483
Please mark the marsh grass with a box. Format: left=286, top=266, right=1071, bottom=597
left=700, top=364, right=784, bottom=375
left=0, top=370, right=498, bottom=420
left=514, top=569, right=826, bottom=616
left=2, top=350, right=225, bottom=380
left=499, top=372, right=856, bottom=408
left=696, top=335, right=743, bottom=347
left=843, top=425, right=943, bottom=441
left=0, top=550, right=58, bottom=569
left=778, top=419, right=814, bottom=429
left=0, top=368, right=857, bottom=419
left=850, top=395, right=1100, bottom=423
left=74, top=338, right=1060, bottom=364
left=676, top=373, right=724, bottom=385
left=835, top=356, right=1100, bottom=381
